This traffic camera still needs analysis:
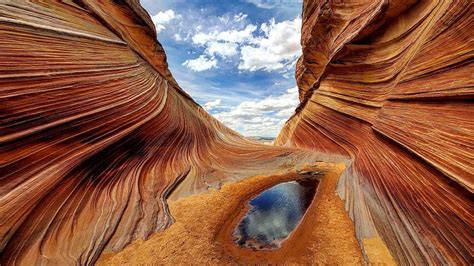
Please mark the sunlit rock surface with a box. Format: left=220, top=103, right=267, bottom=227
left=0, top=1, right=320, bottom=264
left=0, top=0, right=472, bottom=265
left=277, top=0, right=473, bottom=264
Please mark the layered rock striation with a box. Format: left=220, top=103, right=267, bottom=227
left=0, top=1, right=319, bottom=264
left=277, top=0, right=473, bottom=264
left=0, top=0, right=472, bottom=265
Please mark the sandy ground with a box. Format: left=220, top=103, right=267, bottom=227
left=98, top=162, right=394, bottom=265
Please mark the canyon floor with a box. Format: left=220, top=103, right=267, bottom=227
left=98, top=162, right=394, bottom=265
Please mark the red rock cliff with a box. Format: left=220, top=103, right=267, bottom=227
left=277, top=0, right=473, bottom=264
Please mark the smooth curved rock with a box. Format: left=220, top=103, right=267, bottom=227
left=1, top=0, right=472, bottom=265
left=0, top=1, right=320, bottom=264
left=277, top=0, right=473, bottom=264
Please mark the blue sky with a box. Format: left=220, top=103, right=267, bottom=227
left=141, top=0, right=303, bottom=137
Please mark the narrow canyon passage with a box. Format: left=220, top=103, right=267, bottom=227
left=0, top=1, right=472, bottom=265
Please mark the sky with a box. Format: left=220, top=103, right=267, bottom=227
left=140, top=0, right=303, bottom=137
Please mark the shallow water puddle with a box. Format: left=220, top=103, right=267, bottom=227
left=233, top=179, right=318, bottom=250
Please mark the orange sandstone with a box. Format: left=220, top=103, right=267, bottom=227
left=0, top=0, right=472, bottom=265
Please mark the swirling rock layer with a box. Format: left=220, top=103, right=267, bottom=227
left=0, top=1, right=320, bottom=264
left=277, top=0, right=473, bottom=264
left=1, top=0, right=472, bottom=265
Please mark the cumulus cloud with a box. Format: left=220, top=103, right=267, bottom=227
left=151, top=8, right=301, bottom=73
left=151, top=10, right=180, bottom=33
left=203, top=99, right=222, bottom=111
left=182, top=55, right=218, bottom=71
left=192, top=24, right=257, bottom=45
left=213, top=87, right=299, bottom=136
left=206, top=41, right=239, bottom=58
left=238, top=18, right=301, bottom=71
left=181, top=22, right=259, bottom=71
left=182, top=15, right=301, bottom=73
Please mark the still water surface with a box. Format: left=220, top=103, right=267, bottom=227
left=233, top=179, right=318, bottom=250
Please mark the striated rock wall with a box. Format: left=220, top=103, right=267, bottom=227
left=1, top=0, right=472, bottom=265
left=277, top=0, right=473, bottom=264
left=0, top=1, right=321, bottom=264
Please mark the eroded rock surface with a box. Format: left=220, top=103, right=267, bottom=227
left=0, top=0, right=472, bottom=265
left=277, top=0, right=473, bottom=264
left=0, top=1, right=320, bottom=264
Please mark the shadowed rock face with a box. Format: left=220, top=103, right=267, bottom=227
left=0, top=1, right=321, bottom=264
left=0, top=0, right=472, bottom=265
left=277, top=0, right=473, bottom=264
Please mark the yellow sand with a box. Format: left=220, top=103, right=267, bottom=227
left=98, top=162, right=394, bottom=265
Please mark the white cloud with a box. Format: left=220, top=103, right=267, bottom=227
left=234, top=13, right=248, bottom=22
left=182, top=55, right=218, bottom=71
left=206, top=41, right=238, bottom=58
left=182, top=22, right=257, bottom=71
left=245, top=0, right=303, bottom=9
left=245, top=0, right=277, bottom=9
left=203, top=99, right=222, bottom=111
left=173, top=33, right=182, bottom=41
left=192, top=24, right=257, bottom=45
left=182, top=16, right=301, bottom=73
left=238, top=18, right=301, bottom=72
left=212, top=87, right=299, bottom=137
left=149, top=8, right=301, bottom=74
left=151, top=10, right=180, bottom=33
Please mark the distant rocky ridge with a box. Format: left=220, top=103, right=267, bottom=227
left=246, top=136, right=275, bottom=144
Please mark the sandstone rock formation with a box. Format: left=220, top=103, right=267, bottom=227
left=277, top=0, right=473, bottom=264
left=0, top=1, right=320, bottom=264
left=0, top=0, right=472, bottom=265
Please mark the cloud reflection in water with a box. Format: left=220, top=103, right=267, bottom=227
left=233, top=180, right=318, bottom=250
